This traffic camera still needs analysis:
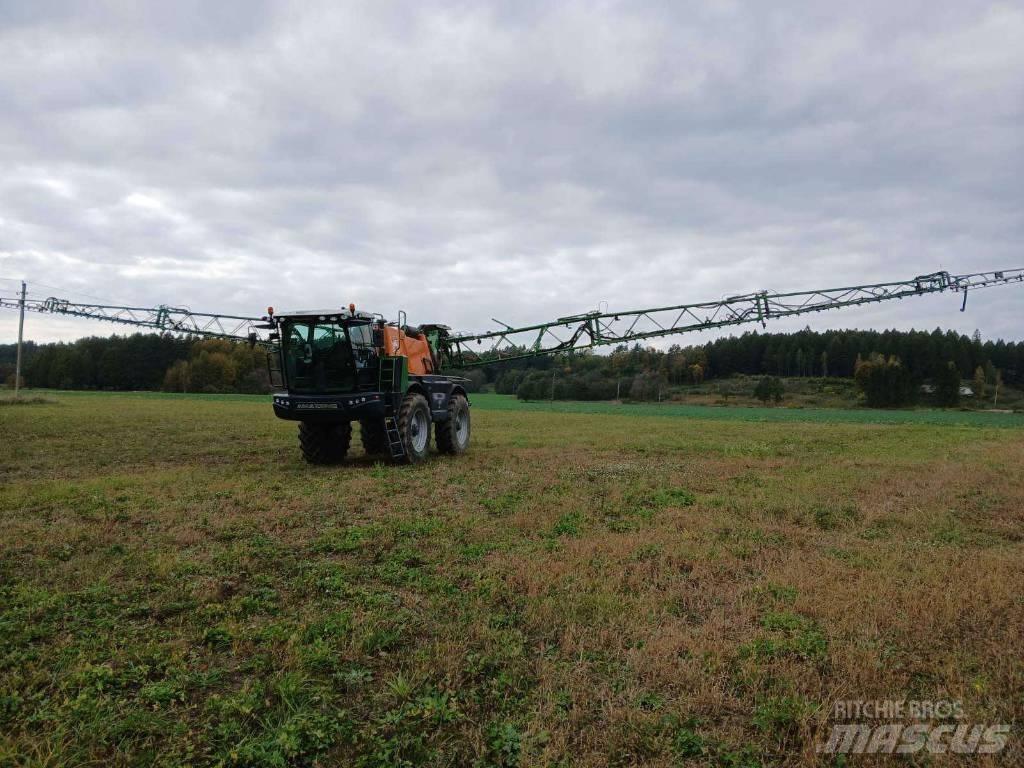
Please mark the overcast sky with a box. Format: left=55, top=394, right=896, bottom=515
left=1, top=1, right=1022, bottom=345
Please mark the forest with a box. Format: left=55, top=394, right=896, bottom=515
left=2, top=327, right=1021, bottom=404
left=0, top=336, right=269, bottom=394
left=481, top=327, right=1020, bottom=404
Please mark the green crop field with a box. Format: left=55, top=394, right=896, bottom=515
left=1, top=392, right=1022, bottom=766
left=472, top=393, right=1024, bottom=428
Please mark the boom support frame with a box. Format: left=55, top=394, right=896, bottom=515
left=438, top=269, right=1024, bottom=367
left=0, top=297, right=265, bottom=343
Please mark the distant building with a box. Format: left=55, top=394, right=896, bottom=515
left=920, top=383, right=974, bottom=396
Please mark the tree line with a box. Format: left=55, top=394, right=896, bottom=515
left=1, top=334, right=269, bottom=393
left=2, top=326, right=1021, bottom=403
left=459, top=327, right=1021, bottom=404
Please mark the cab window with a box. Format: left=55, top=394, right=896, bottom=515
left=282, top=320, right=355, bottom=393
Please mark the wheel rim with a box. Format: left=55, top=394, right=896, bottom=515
left=410, top=408, right=429, bottom=453
left=454, top=408, right=469, bottom=445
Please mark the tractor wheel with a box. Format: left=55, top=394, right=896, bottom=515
left=396, top=392, right=431, bottom=464
left=435, top=393, right=470, bottom=455
left=359, top=418, right=389, bottom=456
left=298, top=421, right=351, bottom=465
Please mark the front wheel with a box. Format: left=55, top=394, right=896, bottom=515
left=359, top=418, right=389, bottom=456
left=299, top=421, right=352, bottom=464
left=396, top=392, right=431, bottom=464
left=436, top=393, right=470, bottom=455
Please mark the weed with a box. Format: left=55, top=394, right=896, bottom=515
left=811, top=502, right=862, bottom=530
left=481, top=491, right=524, bottom=517
left=741, top=612, right=829, bottom=662
left=672, top=724, right=706, bottom=758
left=757, top=583, right=798, bottom=605
left=860, top=516, right=897, bottom=540
left=202, top=626, right=232, bottom=651
left=485, top=722, right=522, bottom=767
left=550, top=511, right=583, bottom=537
left=753, top=695, right=806, bottom=734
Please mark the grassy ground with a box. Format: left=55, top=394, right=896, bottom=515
left=480, top=393, right=1024, bottom=428
left=1, top=392, right=1022, bottom=766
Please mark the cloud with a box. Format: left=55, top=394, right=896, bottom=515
left=1, top=0, right=1022, bottom=345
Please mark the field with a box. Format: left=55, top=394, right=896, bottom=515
left=2, top=392, right=1023, bottom=766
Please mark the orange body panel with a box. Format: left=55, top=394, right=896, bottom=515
left=381, top=326, right=435, bottom=375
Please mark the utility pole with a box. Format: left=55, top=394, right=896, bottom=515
left=14, top=281, right=26, bottom=398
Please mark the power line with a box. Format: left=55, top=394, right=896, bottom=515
left=23, top=279, right=125, bottom=306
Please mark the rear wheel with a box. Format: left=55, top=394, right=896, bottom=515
left=298, top=421, right=351, bottom=464
left=359, top=418, right=389, bottom=456
left=436, top=393, right=470, bottom=455
left=396, top=392, right=431, bottom=464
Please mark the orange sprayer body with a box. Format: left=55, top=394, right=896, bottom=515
left=381, top=325, right=436, bottom=375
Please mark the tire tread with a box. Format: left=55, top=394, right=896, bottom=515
left=436, top=393, right=470, bottom=455
left=298, top=421, right=351, bottom=464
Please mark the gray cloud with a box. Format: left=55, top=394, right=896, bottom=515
left=1, top=0, right=1022, bottom=344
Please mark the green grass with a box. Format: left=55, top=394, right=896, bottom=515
left=1, top=392, right=1023, bottom=765
left=23, top=388, right=1024, bottom=427
left=472, top=392, right=1024, bottom=428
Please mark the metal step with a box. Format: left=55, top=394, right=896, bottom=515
left=384, top=415, right=404, bottom=459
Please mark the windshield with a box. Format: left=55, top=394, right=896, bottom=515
left=281, top=320, right=356, bottom=393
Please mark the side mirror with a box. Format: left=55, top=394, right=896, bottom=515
left=248, top=331, right=258, bottom=348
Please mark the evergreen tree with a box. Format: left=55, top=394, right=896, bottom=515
left=754, top=376, right=784, bottom=405
left=933, top=361, right=961, bottom=407
left=854, top=354, right=915, bottom=407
